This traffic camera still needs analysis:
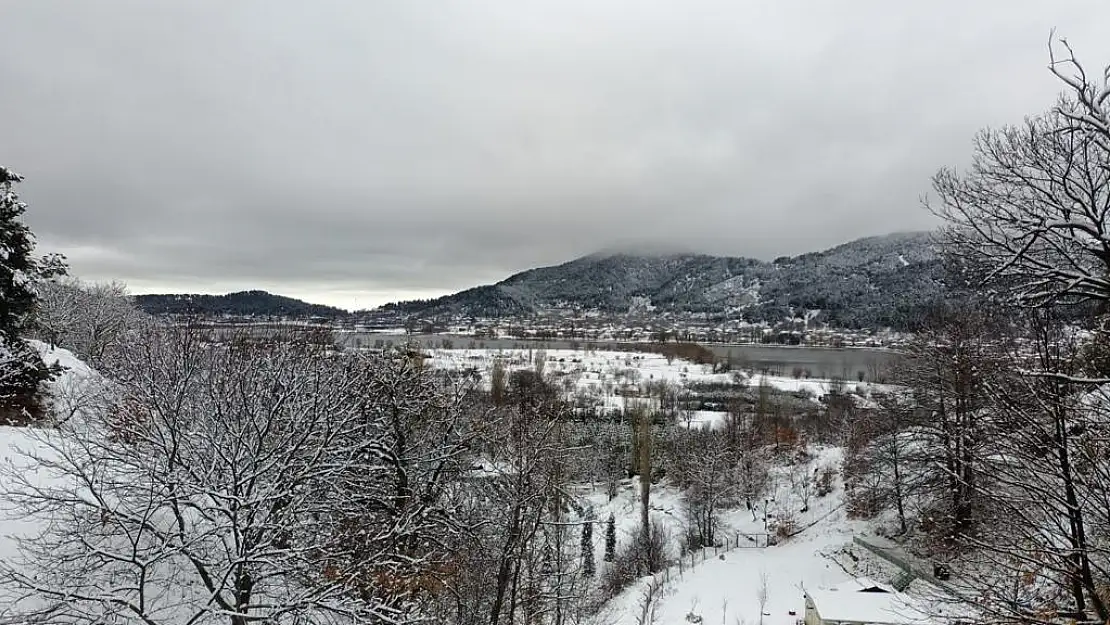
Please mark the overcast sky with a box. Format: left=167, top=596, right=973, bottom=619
left=3, top=1, right=1109, bottom=309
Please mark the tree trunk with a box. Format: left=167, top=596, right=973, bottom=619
left=489, top=507, right=522, bottom=625
left=1056, top=409, right=1108, bottom=620
left=639, top=409, right=651, bottom=541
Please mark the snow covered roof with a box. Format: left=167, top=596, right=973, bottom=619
left=807, top=579, right=931, bottom=625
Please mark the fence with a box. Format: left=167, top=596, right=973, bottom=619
left=672, top=532, right=770, bottom=578
left=637, top=531, right=772, bottom=616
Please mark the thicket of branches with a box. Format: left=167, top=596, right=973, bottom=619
left=847, top=38, right=1110, bottom=625
left=31, top=277, right=148, bottom=366
left=0, top=327, right=481, bottom=624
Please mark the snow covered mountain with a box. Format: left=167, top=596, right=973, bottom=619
left=383, top=232, right=945, bottom=329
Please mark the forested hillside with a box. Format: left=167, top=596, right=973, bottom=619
left=135, top=290, right=349, bottom=319
left=386, top=231, right=945, bottom=329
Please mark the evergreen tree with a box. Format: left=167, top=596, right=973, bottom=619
left=581, top=518, right=595, bottom=577
left=0, top=166, right=65, bottom=338
left=0, top=166, right=66, bottom=403
left=604, top=513, right=616, bottom=562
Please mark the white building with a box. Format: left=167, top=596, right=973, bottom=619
left=803, top=577, right=932, bottom=625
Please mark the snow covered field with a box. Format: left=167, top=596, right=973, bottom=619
left=428, top=347, right=885, bottom=412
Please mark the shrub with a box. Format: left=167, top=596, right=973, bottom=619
left=771, top=513, right=797, bottom=541
left=599, top=521, right=671, bottom=601
left=816, top=465, right=838, bottom=497
left=0, top=337, right=60, bottom=425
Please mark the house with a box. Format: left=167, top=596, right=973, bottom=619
left=803, top=577, right=932, bottom=625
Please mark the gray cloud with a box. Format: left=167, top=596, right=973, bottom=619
left=3, top=0, right=1110, bottom=308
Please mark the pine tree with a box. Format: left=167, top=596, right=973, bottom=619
left=581, top=518, right=595, bottom=577
left=0, top=166, right=66, bottom=400
left=604, top=513, right=616, bottom=562
left=0, top=167, right=41, bottom=337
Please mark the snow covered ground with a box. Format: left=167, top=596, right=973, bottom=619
left=427, top=347, right=887, bottom=421
left=590, top=447, right=870, bottom=625
left=31, top=340, right=104, bottom=426
left=0, top=343, right=99, bottom=610
left=605, top=530, right=855, bottom=625
left=591, top=448, right=956, bottom=625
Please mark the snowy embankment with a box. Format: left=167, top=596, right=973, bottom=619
left=0, top=343, right=98, bottom=611
left=31, top=339, right=104, bottom=426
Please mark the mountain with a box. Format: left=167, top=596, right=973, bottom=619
left=382, top=231, right=946, bottom=329
left=135, top=290, right=349, bottom=319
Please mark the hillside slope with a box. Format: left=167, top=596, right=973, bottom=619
left=385, top=231, right=944, bottom=329
left=135, top=290, right=348, bottom=319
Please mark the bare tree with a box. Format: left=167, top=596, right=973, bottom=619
left=326, top=343, right=480, bottom=618
left=845, top=391, right=919, bottom=534
left=893, top=303, right=1006, bottom=553
left=790, top=461, right=814, bottom=514
left=634, top=404, right=653, bottom=545
left=959, top=310, right=1110, bottom=623
left=479, top=369, right=580, bottom=625
left=931, top=39, right=1110, bottom=308
left=673, top=429, right=736, bottom=550
left=925, top=41, right=1110, bottom=622
left=0, top=326, right=470, bottom=624
left=722, top=407, right=771, bottom=521
left=756, top=569, right=768, bottom=625
left=633, top=575, right=666, bottom=625
left=32, top=277, right=146, bottom=365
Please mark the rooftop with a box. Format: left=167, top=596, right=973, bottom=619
left=807, top=578, right=932, bottom=625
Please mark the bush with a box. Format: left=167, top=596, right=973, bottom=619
left=0, top=336, right=59, bottom=424
left=599, top=521, right=671, bottom=601
left=771, top=512, right=797, bottom=541
left=680, top=521, right=708, bottom=555
left=844, top=477, right=883, bottom=520
left=652, top=342, right=716, bottom=366
left=816, top=466, right=838, bottom=497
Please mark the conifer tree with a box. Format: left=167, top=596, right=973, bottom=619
left=581, top=518, right=595, bottom=577
left=604, top=513, right=616, bottom=562
left=0, top=166, right=66, bottom=399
